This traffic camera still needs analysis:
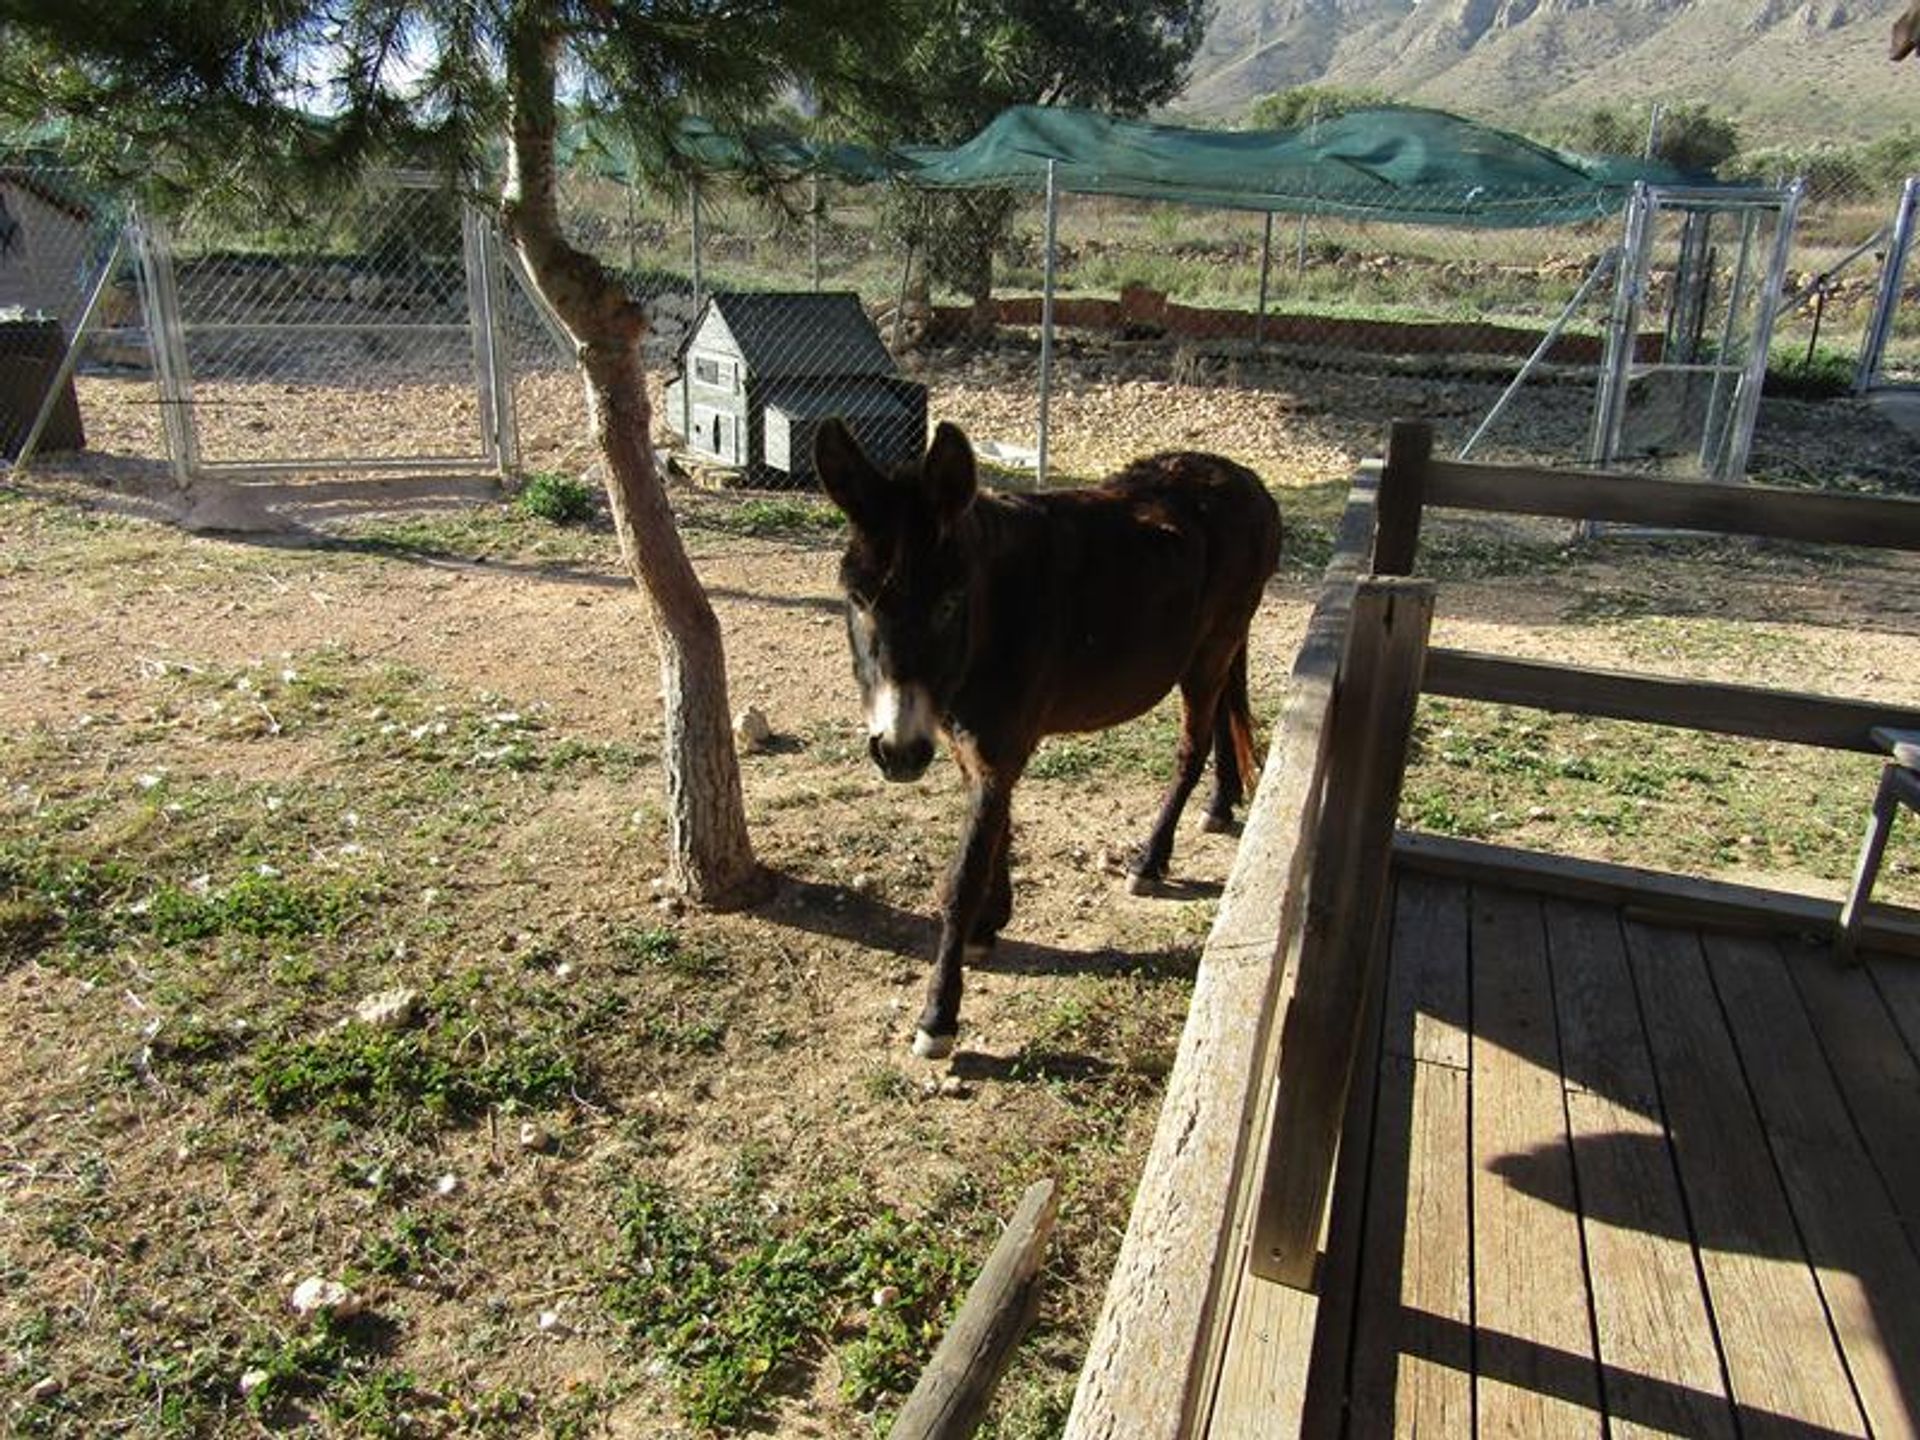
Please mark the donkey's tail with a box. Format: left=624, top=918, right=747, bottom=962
left=1226, top=643, right=1258, bottom=793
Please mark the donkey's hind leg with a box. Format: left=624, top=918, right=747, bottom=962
left=1127, top=665, right=1229, bottom=895
left=1203, top=645, right=1255, bottom=833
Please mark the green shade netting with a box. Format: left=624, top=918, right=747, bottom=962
left=566, top=103, right=1711, bottom=229
left=896, top=105, right=1705, bottom=226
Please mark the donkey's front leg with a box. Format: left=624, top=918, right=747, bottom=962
left=916, top=778, right=1013, bottom=1059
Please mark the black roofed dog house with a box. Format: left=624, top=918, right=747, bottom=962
left=663, top=291, right=927, bottom=487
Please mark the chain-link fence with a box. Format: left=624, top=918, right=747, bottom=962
left=5, top=153, right=1916, bottom=497
left=0, top=163, right=126, bottom=462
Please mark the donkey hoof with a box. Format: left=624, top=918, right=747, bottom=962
left=1126, top=869, right=1161, bottom=897
left=912, top=1028, right=957, bottom=1060
left=1201, top=813, right=1239, bottom=836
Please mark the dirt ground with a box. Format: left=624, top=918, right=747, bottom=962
left=7, top=353, right=1920, bottom=1436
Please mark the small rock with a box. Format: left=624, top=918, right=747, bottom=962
left=938, top=1075, right=971, bottom=1099
left=434, top=1172, right=460, bottom=1197
left=289, top=1276, right=361, bottom=1318
left=27, top=1375, right=62, bottom=1402
left=733, top=705, right=773, bottom=753
left=238, top=1368, right=270, bottom=1396
left=537, top=1308, right=568, bottom=1335
left=354, top=988, right=419, bottom=1031
left=519, top=1121, right=556, bottom=1154
left=870, top=1285, right=900, bottom=1307
left=850, top=873, right=873, bottom=896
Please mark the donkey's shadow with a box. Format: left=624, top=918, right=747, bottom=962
left=759, top=870, right=1203, bottom=985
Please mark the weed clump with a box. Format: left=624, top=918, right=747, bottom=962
left=515, top=471, right=600, bottom=526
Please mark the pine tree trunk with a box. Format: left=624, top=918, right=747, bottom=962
left=500, top=15, right=764, bottom=908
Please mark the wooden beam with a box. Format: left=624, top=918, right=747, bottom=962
left=1423, top=648, right=1920, bottom=753
left=889, top=1179, right=1059, bottom=1440
left=1252, top=577, right=1437, bottom=1287
left=1066, top=469, right=1380, bottom=1440
left=1372, top=420, right=1431, bottom=576
left=1391, top=830, right=1920, bottom=959
left=1420, top=456, right=1920, bottom=553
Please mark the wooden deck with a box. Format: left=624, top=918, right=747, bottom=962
left=1212, top=867, right=1920, bottom=1440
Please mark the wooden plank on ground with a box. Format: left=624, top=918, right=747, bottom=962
left=1780, top=934, right=1920, bottom=1252
left=1543, top=898, right=1735, bottom=1440
left=1422, top=648, right=1920, bottom=755
left=1703, top=933, right=1920, bottom=1440
left=1394, top=830, right=1920, bottom=960
left=1340, top=875, right=1473, bottom=1440
left=1470, top=885, right=1604, bottom=1439
left=1622, top=920, right=1869, bottom=1439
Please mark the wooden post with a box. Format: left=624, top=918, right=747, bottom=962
left=1251, top=577, right=1436, bottom=1287
left=889, top=1179, right=1059, bottom=1440
left=1372, top=421, right=1432, bottom=576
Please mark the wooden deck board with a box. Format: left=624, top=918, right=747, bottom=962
left=1469, top=886, right=1604, bottom=1439
left=1343, top=876, right=1473, bottom=1440
left=1622, top=920, right=1870, bottom=1439
left=1703, top=933, right=1920, bottom=1440
left=1206, top=876, right=1918, bottom=1440
left=1782, top=936, right=1920, bottom=1253
left=1542, top=899, right=1736, bottom=1440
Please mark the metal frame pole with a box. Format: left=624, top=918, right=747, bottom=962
left=462, top=203, right=501, bottom=470
left=1700, top=207, right=1758, bottom=478
left=1037, top=159, right=1058, bottom=487
left=1590, top=184, right=1651, bottom=468
left=1720, top=180, right=1802, bottom=484
left=689, top=179, right=705, bottom=310
left=131, top=204, right=198, bottom=486
left=1460, top=247, right=1618, bottom=460
left=810, top=175, right=822, bottom=293
left=1255, top=211, right=1274, bottom=349
left=13, top=233, right=125, bottom=476
left=1856, top=175, right=1919, bottom=394
left=479, top=216, right=519, bottom=475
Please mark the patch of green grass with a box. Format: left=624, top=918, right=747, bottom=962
left=148, top=871, right=362, bottom=944
left=251, top=1016, right=580, bottom=1130
left=1028, top=706, right=1179, bottom=782
left=515, top=470, right=602, bottom=525
left=612, top=923, right=724, bottom=978
left=358, top=1211, right=460, bottom=1280
left=608, top=1180, right=976, bottom=1431
left=1402, top=699, right=1920, bottom=894
left=691, top=497, right=845, bottom=541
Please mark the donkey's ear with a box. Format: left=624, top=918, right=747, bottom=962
left=814, top=418, right=884, bottom=529
left=923, top=421, right=977, bottom=524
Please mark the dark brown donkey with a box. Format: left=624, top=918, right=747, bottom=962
left=813, top=418, right=1282, bottom=1058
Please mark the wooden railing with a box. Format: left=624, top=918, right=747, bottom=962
left=1066, top=422, right=1920, bottom=1440
left=1066, top=469, right=1438, bottom=1436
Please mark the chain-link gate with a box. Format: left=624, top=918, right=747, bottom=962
left=132, top=173, right=517, bottom=483
left=1591, top=182, right=1800, bottom=482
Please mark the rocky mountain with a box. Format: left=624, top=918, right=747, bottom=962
left=1178, top=0, right=1920, bottom=144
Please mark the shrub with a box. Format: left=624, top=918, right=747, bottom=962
left=515, top=471, right=599, bottom=525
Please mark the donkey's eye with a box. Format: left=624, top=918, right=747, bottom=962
left=931, top=591, right=966, bottom=630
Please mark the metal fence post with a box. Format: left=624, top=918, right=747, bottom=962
left=1037, top=159, right=1058, bottom=488
left=1856, top=175, right=1918, bottom=395
left=130, top=203, right=198, bottom=486
left=1255, top=212, right=1274, bottom=350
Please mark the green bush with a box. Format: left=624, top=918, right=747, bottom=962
left=515, top=472, right=600, bottom=525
